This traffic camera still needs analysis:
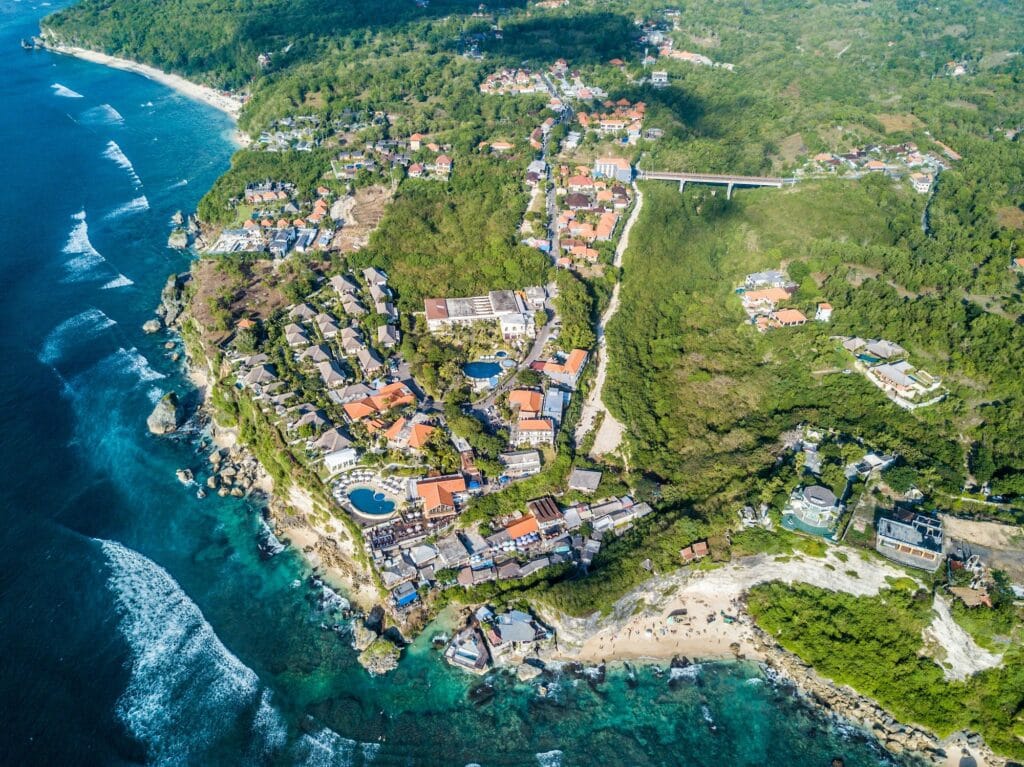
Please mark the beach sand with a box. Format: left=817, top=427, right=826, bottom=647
left=48, top=44, right=246, bottom=123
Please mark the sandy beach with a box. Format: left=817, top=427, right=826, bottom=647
left=47, top=43, right=245, bottom=121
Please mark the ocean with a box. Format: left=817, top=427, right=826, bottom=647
left=0, top=2, right=923, bottom=765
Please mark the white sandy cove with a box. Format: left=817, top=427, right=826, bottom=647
left=51, top=44, right=245, bottom=120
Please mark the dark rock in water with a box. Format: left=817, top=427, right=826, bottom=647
left=670, top=655, right=691, bottom=669
left=830, top=758, right=845, bottom=767
left=624, top=662, right=638, bottom=689
left=147, top=392, right=182, bottom=435
left=365, top=605, right=385, bottom=634
left=468, top=682, right=495, bottom=707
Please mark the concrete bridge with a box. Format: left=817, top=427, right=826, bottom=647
left=636, top=169, right=792, bottom=199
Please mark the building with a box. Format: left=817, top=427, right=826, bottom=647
left=499, top=450, right=542, bottom=478
left=651, top=71, right=669, bottom=88
left=424, top=290, right=535, bottom=338
left=511, top=418, right=555, bottom=447
left=540, top=349, right=588, bottom=389
left=593, top=157, right=633, bottom=183
left=785, top=485, right=842, bottom=531
left=568, top=468, right=602, bottom=493
left=324, top=447, right=359, bottom=474
left=415, top=474, right=468, bottom=518
left=910, top=172, right=934, bottom=194
left=875, top=510, right=943, bottom=571
left=526, top=496, right=564, bottom=530
left=815, top=302, right=833, bottom=322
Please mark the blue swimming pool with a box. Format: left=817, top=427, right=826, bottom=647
left=348, top=487, right=396, bottom=516
left=463, top=361, right=502, bottom=380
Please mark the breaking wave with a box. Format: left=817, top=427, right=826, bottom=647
left=106, top=195, right=150, bottom=219
left=51, top=82, right=83, bottom=98
left=536, top=750, right=564, bottom=767
left=109, top=347, right=166, bottom=383
left=101, top=274, right=135, bottom=290
left=103, top=140, right=142, bottom=186
left=62, top=209, right=107, bottom=281
left=99, top=540, right=380, bottom=767
left=39, top=308, right=117, bottom=364
left=81, top=103, right=124, bottom=125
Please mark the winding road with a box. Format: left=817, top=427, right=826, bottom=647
left=575, top=184, right=644, bottom=459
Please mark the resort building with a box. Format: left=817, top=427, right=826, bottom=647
left=875, top=510, right=944, bottom=571
left=538, top=349, right=589, bottom=389
left=414, top=474, right=468, bottom=518
left=511, top=418, right=555, bottom=447
left=423, top=290, right=535, bottom=339
left=499, top=450, right=542, bottom=478
left=592, top=157, right=633, bottom=183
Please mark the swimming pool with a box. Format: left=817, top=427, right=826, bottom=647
left=348, top=487, right=396, bottom=517
left=463, top=360, right=502, bottom=379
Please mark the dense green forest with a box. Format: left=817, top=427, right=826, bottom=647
left=748, top=582, right=1024, bottom=759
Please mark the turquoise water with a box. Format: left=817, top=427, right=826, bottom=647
left=348, top=487, right=396, bottom=516
left=0, top=1, right=922, bottom=765
left=464, top=360, right=503, bottom=379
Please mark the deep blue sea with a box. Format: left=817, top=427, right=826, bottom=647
left=0, top=2, right=926, bottom=765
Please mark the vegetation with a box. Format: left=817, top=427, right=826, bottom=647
left=748, top=582, right=1024, bottom=759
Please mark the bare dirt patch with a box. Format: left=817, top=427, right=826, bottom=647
left=773, top=132, right=806, bottom=167
left=190, top=258, right=289, bottom=335
left=331, top=184, right=394, bottom=253
left=995, top=205, right=1024, bottom=230
left=876, top=113, right=923, bottom=133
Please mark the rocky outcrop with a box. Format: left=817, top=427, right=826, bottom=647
left=154, top=272, right=190, bottom=329
left=168, top=228, right=189, bottom=249
left=352, top=622, right=377, bottom=652
left=142, top=318, right=162, bottom=334
left=357, top=637, right=401, bottom=676
left=147, top=392, right=181, bottom=435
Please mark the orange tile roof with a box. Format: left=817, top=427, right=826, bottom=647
left=743, top=287, right=791, bottom=303
left=416, top=475, right=467, bottom=513
left=506, top=515, right=540, bottom=539
left=517, top=418, right=553, bottom=432
left=509, top=389, right=543, bottom=412
left=564, top=349, right=588, bottom=375
left=774, top=308, right=807, bottom=324
left=408, top=424, right=435, bottom=449
left=384, top=417, right=407, bottom=441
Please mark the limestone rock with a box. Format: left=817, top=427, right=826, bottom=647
left=352, top=622, right=377, bottom=652
left=517, top=663, right=543, bottom=682
left=175, top=468, right=193, bottom=484
left=357, top=637, right=401, bottom=676
left=142, top=319, right=162, bottom=334
left=167, top=228, right=189, bottom=249
left=147, top=392, right=181, bottom=435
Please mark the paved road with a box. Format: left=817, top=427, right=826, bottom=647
left=575, top=184, right=644, bottom=457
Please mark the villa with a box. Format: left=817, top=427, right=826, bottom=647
left=511, top=418, right=555, bottom=447
left=499, top=450, right=542, bottom=478
left=414, top=474, right=468, bottom=518
left=875, top=509, right=944, bottom=571
left=784, top=485, right=843, bottom=534
left=538, top=349, right=588, bottom=389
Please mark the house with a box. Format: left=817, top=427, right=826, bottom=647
left=593, top=157, right=633, bottom=183
left=542, top=388, right=565, bottom=425
left=357, top=346, right=384, bottom=377
left=741, top=287, right=792, bottom=314
left=435, top=155, right=453, bottom=175
left=815, top=302, right=833, bottom=322
left=242, top=364, right=277, bottom=390
left=875, top=510, right=943, bottom=571
left=317, top=359, right=348, bottom=389
left=284, top=323, right=310, bottom=347
left=541, top=349, right=588, bottom=389
left=299, top=344, right=332, bottom=364
left=330, top=274, right=360, bottom=296
left=744, top=271, right=789, bottom=290
left=377, top=324, right=400, bottom=348
left=527, top=496, right=563, bottom=530
left=512, top=418, right=555, bottom=447
left=909, top=172, right=934, bottom=194
left=363, top=267, right=388, bottom=287
left=314, top=312, right=341, bottom=338
left=314, top=427, right=353, bottom=453
left=499, top=450, right=542, bottom=478
left=415, top=474, right=468, bottom=518
left=408, top=162, right=425, bottom=178
left=772, top=308, right=807, bottom=327
left=565, top=193, right=592, bottom=211
left=445, top=626, right=489, bottom=673
left=436, top=534, right=470, bottom=568
left=651, top=70, right=669, bottom=87
left=568, top=468, right=602, bottom=493
left=391, top=581, right=419, bottom=608
left=679, top=540, right=709, bottom=563
left=785, top=485, right=842, bottom=531
left=505, top=515, right=541, bottom=546
left=409, top=133, right=424, bottom=151
left=324, top=447, right=359, bottom=474
left=385, top=416, right=435, bottom=451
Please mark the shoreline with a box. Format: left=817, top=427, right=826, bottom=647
left=43, top=40, right=250, bottom=143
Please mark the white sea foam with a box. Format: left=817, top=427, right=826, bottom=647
left=101, top=274, right=135, bottom=289
left=294, top=727, right=357, bottom=767
left=51, top=82, right=83, bottom=98
left=168, top=179, right=188, bottom=189
left=62, top=209, right=106, bottom=281
left=669, top=663, right=704, bottom=681
left=106, top=195, right=150, bottom=220
left=39, top=308, right=117, bottom=364
left=536, top=750, right=564, bottom=767
left=82, top=103, right=124, bottom=125
left=103, top=140, right=142, bottom=186
left=111, top=347, right=166, bottom=382
left=360, top=742, right=381, bottom=763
